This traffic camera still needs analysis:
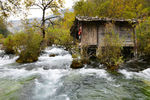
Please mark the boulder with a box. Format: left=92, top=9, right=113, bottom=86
left=71, top=59, right=84, bottom=69
left=16, top=57, right=38, bottom=63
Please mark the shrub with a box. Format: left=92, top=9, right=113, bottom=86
left=0, top=18, right=10, bottom=37
left=0, top=34, right=4, bottom=44
left=3, top=35, right=15, bottom=54
left=97, top=24, right=124, bottom=70
left=136, top=17, right=150, bottom=56
left=3, top=30, right=42, bottom=63
left=45, top=10, right=74, bottom=50
left=45, top=27, right=73, bottom=50
left=15, top=31, right=42, bottom=63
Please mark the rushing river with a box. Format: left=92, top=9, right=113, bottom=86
left=0, top=47, right=150, bottom=100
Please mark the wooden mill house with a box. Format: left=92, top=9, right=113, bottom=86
left=71, top=16, right=138, bottom=56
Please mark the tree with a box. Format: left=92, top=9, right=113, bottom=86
left=136, top=17, right=150, bottom=56
left=73, top=0, right=97, bottom=17
left=0, top=17, right=10, bottom=37
left=24, top=0, right=64, bottom=38
left=45, top=10, right=74, bottom=48
left=0, top=0, right=21, bottom=18
left=73, top=0, right=150, bottom=19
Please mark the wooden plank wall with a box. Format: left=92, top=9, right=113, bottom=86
left=81, top=22, right=97, bottom=46
left=114, top=24, right=134, bottom=46
left=98, top=24, right=105, bottom=46
left=81, top=21, right=134, bottom=47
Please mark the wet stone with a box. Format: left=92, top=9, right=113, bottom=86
left=43, top=66, right=50, bottom=70
left=49, top=54, right=58, bottom=57
left=71, top=59, right=84, bottom=69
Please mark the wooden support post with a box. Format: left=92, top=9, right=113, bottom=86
left=133, top=27, right=138, bottom=58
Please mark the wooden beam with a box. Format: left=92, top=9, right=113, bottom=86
left=133, top=27, right=138, bottom=58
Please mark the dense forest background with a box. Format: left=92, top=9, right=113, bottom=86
left=74, top=0, right=150, bottom=19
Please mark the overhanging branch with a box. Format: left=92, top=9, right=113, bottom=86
left=45, top=16, right=60, bottom=21
left=45, top=0, right=54, bottom=9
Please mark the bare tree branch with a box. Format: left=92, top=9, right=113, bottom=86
left=38, top=0, right=42, bottom=5
left=45, top=16, right=60, bottom=21
left=47, top=4, right=59, bottom=9
left=48, top=20, right=54, bottom=28
left=33, top=25, right=42, bottom=29
left=45, top=0, right=54, bottom=9
left=34, top=3, right=44, bottom=10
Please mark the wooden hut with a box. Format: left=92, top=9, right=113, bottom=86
left=70, top=16, right=138, bottom=56
left=71, top=16, right=137, bottom=46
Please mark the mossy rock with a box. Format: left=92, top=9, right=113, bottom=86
left=16, top=57, right=38, bottom=63
left=71, top=59, right=84, bottom=69
left=49, top=54, right=57, bottom=57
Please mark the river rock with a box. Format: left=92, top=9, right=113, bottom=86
left=43, top=66, right=50, bottom=70
left=71, top=59, right=84, bottom=69
left=49, top=54, right=58, bottom=57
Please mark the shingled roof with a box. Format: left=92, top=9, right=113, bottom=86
left=76, top=16, right=138, bottom=24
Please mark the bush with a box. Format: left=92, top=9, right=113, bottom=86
left=45, top=10, right=74, bottom=50
left=45, top=27, right=73, bottom=50
left=96, top=24, right=124, bottom=70
left=3, top=35, right=15, bottom=54
left=3, top=30, right=42, bottom=63
left=0, top=18, right=10, bottom=37
left=0, top=34, right=4, bottom=44
left=16, top=32, right=42, bottom=63
left=136, top=17, right=150, bottom=56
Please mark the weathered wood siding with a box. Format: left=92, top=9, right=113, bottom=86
left=81, top=22, right=97, bottom=46
left=97, top=23, right=134, bottom=47
left=80, top=21, right=134, bottom=47
left=98, top=24, right=105, bottom=46
left=114, top=24, right=134, bottom=46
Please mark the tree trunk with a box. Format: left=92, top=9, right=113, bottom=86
left=42, top=8, right=46, bottom=38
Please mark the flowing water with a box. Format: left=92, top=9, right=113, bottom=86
left=0, top=47, right=150, bottom=100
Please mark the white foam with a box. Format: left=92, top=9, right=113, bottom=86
left=0, top=47, right=72, bottom=100
left=119, top=68, right=150, bottom=80
left=45, top=47, right=68, bottom=55
left=32, top=69, right=69, bottom=99
left=36, top=47, right=72, bottom=69
left=0, top=67, right=70, bottom=99
left=139, top=68, right=150, bottom=80
left=0, top=68, right=36, bottom=79
left=0, top=56, right=18, bottom=66
left=36, top=54, right=72, bottom=69
left=78, top=68, right=113, bottom=81
left=0, top=50, right=4, bottom=53
left=119, top=69, right=136, bottom=79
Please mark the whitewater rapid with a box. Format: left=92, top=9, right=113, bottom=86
left=0, top=47, right=150, bottom=100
